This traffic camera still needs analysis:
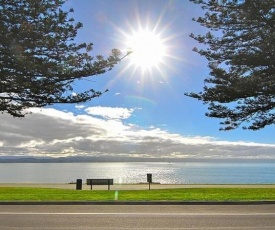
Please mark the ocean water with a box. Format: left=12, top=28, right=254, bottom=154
left=0, top=162, right=274, bottom=184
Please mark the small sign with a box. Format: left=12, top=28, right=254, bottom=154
left=147, top=173, right=152, bottom=190
left=147, top=173, right=152, bottom=183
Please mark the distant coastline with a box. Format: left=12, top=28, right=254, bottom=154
left=0, top=156, right=275, bottom=163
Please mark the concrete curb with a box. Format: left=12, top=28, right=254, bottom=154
left=1, top=201, right=275, bottom=205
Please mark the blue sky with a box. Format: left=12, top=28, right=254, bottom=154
left=1, top=0, right=275, bottom=161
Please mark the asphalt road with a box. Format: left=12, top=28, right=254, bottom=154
left=0, top=204, right=275, bottom=229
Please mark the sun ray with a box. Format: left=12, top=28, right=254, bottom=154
left=106, top=5, right=184, bottom=95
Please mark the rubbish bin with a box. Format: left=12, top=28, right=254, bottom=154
left=76, top=179, right=82, bottom=190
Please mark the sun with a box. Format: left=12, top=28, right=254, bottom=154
left=125, top=29, right=167, bottom=70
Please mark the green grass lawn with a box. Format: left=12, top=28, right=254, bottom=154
left=1, top=187, right=275, bottom=201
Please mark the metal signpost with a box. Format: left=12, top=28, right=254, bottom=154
left=147, top=173, right=152, bottom=190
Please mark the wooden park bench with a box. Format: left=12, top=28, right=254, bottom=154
left=86, top=179, right=113, bottom=190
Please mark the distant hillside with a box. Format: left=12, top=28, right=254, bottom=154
left=0, top=156, right=172, bottom=163
left=0, top=156, right=273, bottom=163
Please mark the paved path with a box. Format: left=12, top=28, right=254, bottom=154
left=1, top=183, right=275, bottom=190
left=0, top=204, right=275, bottom=229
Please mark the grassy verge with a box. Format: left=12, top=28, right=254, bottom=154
left=1, top=187, right=275, bottom=201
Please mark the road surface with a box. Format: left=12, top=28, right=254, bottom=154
left=0, top=204, right=275, bottom=229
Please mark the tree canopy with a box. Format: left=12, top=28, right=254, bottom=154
left=0, top=0, right=124, bottom=117
left=186, top=0, right=275, bottom=130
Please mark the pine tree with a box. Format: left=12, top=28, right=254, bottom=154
left=186, top=0, right=275, bottom=130
left=0, top=0, right=124, bottom=117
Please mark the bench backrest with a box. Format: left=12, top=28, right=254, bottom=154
left=86, top=179, right=113, bottom=185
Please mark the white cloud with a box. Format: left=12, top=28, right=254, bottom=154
left=18, top=140, right=45, bottom=148
left=75, top=105, right=85, bottom=110
left=85, top=106, right=134, bottom=120
left=0, top=106, right=275, bottom=161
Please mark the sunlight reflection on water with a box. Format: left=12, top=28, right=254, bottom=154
left=0, top=162, right=275, bottom=184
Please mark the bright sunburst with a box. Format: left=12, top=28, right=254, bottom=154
left=111, top=15, right=177, bottom=89
left=126, top=29, right=166, bottom=70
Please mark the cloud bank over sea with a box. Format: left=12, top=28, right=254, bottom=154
left=1, top=107, right=275, bottom=161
